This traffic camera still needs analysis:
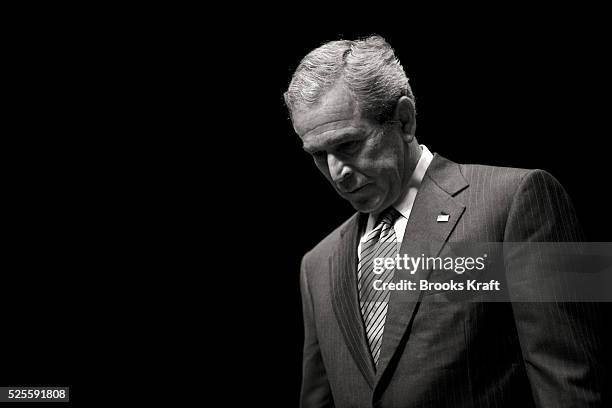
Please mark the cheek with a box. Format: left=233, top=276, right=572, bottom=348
left=360, top=153, right=403, bottom=193
left=354, top=136, right=402, bottom=179
left=361, top=153, right=400, bottom=178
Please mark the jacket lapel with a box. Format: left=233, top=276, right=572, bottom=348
left=330, top=212, right=377, bottom=389
left=374, top=154, right=468, bottom=387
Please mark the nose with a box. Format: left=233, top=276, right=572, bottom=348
left=327, top=153, right=352, bottom=183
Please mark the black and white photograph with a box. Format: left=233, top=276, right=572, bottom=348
left=3, top=8, right=611, bottom=407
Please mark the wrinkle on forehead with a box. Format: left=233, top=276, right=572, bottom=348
left=301, top=123, right=365, bottom=153
left=303, top=120, right=362, bottom=138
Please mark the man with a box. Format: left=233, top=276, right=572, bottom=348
left=285, top=35, right=606, bottom=407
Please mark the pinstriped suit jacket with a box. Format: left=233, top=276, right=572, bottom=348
left=300, top=154, right=606, bottom=407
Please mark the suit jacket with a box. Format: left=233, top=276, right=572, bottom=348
left=299, top=154, right=606, bottom=408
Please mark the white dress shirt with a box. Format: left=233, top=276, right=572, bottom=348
left=358, top=145, right=433, bottom=259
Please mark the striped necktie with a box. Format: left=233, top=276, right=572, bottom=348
left=358, top=207, right=401, bottom=366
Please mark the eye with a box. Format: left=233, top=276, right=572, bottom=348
left=338, top=140, right=361, bottom=155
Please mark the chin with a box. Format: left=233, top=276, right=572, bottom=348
left=348, top=195, right=384, bottom=214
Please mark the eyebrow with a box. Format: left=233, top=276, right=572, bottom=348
left=302, top=131, right=362, bottom=154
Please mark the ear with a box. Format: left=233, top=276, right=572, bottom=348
left=394, top=96, right=416, bottom=143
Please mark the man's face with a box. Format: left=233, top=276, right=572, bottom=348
left=292, top=84, right=409, bottom=214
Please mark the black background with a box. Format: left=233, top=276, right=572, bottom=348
left=3, top=8, right=611, bottom=405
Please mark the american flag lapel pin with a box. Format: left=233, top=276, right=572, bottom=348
left=437, top=213, right=450, bottom=222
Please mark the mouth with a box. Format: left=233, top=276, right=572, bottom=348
left=344, top=183, right=371, bottom=194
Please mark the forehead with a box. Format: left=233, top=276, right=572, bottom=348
left=292, top=84, right=370, bottom=150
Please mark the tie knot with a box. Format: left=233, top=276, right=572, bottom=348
left=376, top=207, right=401, bottom=227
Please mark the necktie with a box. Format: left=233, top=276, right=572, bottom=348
left=358, top=207, right=401, bottom=366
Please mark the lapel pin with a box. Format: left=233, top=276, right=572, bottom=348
left=437, top=213, right=450, bottom=222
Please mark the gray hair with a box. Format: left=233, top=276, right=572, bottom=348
left=284, top=35, right=414, bottom=123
